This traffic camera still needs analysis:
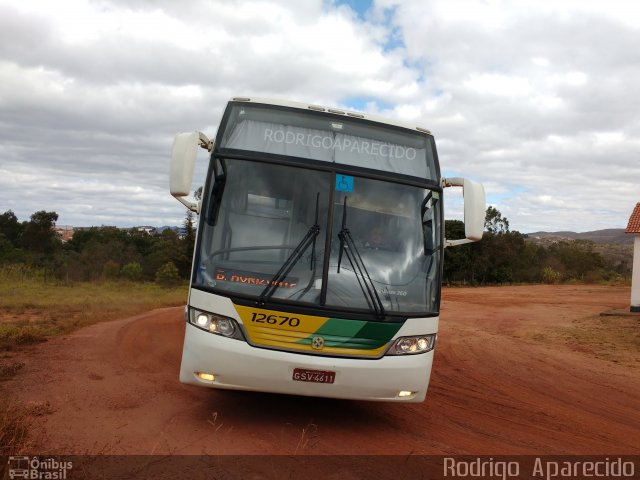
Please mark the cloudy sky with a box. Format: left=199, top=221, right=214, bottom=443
left=1, top=0, right=638, bottom=233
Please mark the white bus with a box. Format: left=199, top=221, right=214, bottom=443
left=170, top=97, right=485, bottom=402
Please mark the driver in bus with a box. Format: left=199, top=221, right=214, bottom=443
left=364, top=226, right=388, bottom=250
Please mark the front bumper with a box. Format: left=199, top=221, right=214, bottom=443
left=179, top=323, right=434, bottom=402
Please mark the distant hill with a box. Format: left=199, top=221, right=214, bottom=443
left=526, top=228, right=633, bottom=245
left=525, top=228, right=633, bottom=271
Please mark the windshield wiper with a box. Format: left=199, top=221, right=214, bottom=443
left=259, top=193, right=320, bottom=304
left=336, top=197, right=386, bottom=319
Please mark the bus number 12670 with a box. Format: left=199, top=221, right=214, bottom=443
left=250, top=312, right=301, bottom=327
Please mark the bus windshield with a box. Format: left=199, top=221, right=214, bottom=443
left=194, top=159, right=441, bottom=316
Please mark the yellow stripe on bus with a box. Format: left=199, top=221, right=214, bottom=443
left=235, top=305, right=329, bottom=334
left=234, top=304, right=389, bottom=357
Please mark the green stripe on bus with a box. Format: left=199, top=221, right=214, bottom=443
left=296, top=318, right=403, bottom=350
left=355, top=322, right=403, bottom=343
left=315, top=318, right=366, bottom=337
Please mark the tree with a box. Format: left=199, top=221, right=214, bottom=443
left=20, top=211, right=61, bottom=255
left=485, top=206, right=510, bottom=235
left=183, top=210, right=196, bottom=264
left=62, top=226, right=143, bottom=281
left=142, top=228, right=186, bottom=279
left=0, top=210, right=23, bottom=247
left=547, top=240, right=605, bottom=281
left=443, top=220, right=473, bottom=285
left=66, top=226, right=132, bottom=253
left=102, top=260, right=120, bottom=279
left=155, top=261, right=181, bottom=286
left=0, top=232, right=25, bottom=264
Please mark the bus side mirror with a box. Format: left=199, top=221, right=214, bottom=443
left=442, top=177, right=486, bottom=247
left=170, top=131, right=212, bottom=212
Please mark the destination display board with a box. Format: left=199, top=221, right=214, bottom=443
left=218, top=104, right=437, bottom=180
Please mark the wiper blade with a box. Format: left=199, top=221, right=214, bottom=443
left=336, top=196, right=385, bottom=319
left=259, top=193, right=320, bottom=304
left=336, top=195, right=347, bottom=273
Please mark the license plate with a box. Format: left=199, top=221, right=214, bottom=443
left=292, top=368, right=336, bottom=384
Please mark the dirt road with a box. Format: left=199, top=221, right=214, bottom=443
left=5, top=285, right=639, bottom=455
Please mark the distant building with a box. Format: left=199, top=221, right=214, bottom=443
left=625, top=203, right=640, bottom=312
left=54, top=225, right=74, bottom=242
left=135, top=226, right=157, bottom=235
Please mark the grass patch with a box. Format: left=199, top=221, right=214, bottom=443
left=559, top=315, right=640, bottom=367
left=0, top=276, right=187, bottom=351
left=0, top=400, right=29, bottom=455
left=0, top=400, right=53, bottom=455
left=0, top=362, right=25, bottom=380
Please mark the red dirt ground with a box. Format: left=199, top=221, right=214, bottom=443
left=4, top=285, right=639, bottom=455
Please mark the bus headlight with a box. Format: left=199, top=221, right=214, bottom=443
left=189, top=308, right=245, bottom=340
left=386, top=334, right=436, bottom=355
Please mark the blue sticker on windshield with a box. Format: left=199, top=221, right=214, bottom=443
left=336, top=174, right=354, bottom=192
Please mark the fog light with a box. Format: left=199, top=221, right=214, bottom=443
left=398, top=390, right=414, bottom=398
left=197, top=372, right=215, bottom=381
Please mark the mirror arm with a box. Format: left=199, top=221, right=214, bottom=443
left=198, top=132, right=213, bottom=152
left=441, top=177, right=464, bottom=188
left=174, top=195, right=199, bottom=213
left=445, top=238, right=473, bottom=248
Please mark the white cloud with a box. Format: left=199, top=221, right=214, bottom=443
left=464, top=73, right=532, bottom=97
left=0, top=0, right=638, bottom=233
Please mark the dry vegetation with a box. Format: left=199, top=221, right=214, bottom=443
left=520, top=312, right=640, bottom=368
left=0, top=399, right=29, bottom=455
left=0, top=272, right=187, bottom=351
left=560, top=315, right=640, bottom=366
left=0, top=273, right=187, bottom=454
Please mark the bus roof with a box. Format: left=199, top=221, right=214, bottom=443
left=228, top=97, right=433, bottom=136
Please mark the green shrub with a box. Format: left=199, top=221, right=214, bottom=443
left=542, top=267, right=561, bottom=284
left=155, top=262, right=181, bottom=287
left=121, top=262, right=143, bottom=281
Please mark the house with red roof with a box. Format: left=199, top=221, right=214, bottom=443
left=626, top=203, right=640, bottom=312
